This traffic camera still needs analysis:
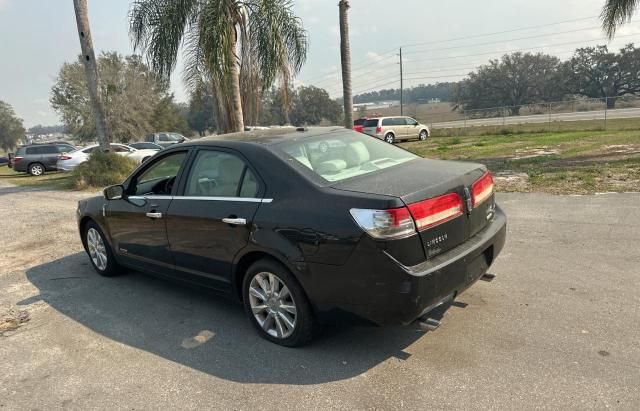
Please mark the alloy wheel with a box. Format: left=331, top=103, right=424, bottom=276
left=419, top=131, right=428, bottom=140
left=248, top=272, right=297, bottom=339
left=385, top=134, right=394, bottom=144
left=87, top=228, right=108, bottom=271
left=30, top=165, right=43, bottom=176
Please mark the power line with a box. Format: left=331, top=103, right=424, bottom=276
left=400, top=15, right=600, bottom=48
left=405, top=32, right=640, bottom=65
left=403, top=25, right=607, bottom=55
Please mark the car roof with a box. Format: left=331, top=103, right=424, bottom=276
left=181, top=126, right=349, bottom=147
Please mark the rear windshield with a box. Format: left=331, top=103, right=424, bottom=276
left=363, top=119, right=379, bottom=128
left=273, top=130, right=418, bottom=183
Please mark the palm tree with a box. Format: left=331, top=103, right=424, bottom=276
left=602, top=0, right=639, bottom=38
left=129, top=0, right=307, bottom=134
left=338, top=0, right=353, bottom=129
left=72, top=0, right=110, bottom=151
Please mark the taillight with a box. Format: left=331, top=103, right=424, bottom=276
left=375, top=126, right=382, bottom=134
left=350, top=207, right=416, bottom=239
left=407, top=193, right=464, bottom=231
left=13, top=156, right=23, bottom=163
left=471, top=171, right=494, bottom=207
left=59, top=155, right=72, bottom=160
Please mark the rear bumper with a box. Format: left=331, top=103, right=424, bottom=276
left=305, top=206, right=507, bottom=326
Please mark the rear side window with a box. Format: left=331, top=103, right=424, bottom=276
left=16, top=147, right=27, bottom=156
left=381, top=118, right=393, bottom=126
left=363, top=119, right=379, bottom=128
left=145, top=134, right=154, bottom=142
left=41, top=146, right=58, bottom=154
left=25, top=147, right=40, bottom=155
left=184, top=150, right=258, bottom=198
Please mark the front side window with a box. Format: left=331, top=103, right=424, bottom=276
left=132, top=151, right=187, bottom=196
left=406, top=118, right=419, bottom=126
left=184, top=150, right=258, bottom=198
left=274, top=130, right=418, bottom=183
left=56, top=145, right=74, bottom=153
left=159, top=133, right=170, bottom=142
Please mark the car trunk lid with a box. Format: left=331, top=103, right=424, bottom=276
left=332, top=158, right=495, bottom=259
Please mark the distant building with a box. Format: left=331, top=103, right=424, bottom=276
left=353, top=100, right=400, bottom=111
left=428, top=98, right=441, bottom=104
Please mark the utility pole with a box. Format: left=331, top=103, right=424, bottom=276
left=399, top=47, right=404, bottom=116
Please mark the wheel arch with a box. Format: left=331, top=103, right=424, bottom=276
left=232, top=250, right=303, bottom=302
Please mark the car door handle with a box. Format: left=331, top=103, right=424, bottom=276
left=222, top=217, right=246, bottom=226
left=146, top=212, right=163, bottom=219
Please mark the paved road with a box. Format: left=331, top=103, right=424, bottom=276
left=1, top=182, right=639, bottom=410
left=432, top=107, right=640, bottom=129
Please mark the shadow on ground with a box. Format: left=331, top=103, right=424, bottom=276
left=19, top=253, right=442, bottom=385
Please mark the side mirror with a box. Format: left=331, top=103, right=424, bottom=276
left=104, top=184, right=125, bottom=201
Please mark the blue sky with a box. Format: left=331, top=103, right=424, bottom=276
left=1, top=0, right=639, bottom=127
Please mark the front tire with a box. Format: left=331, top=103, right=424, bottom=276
left=419, top=129, right=429, bottom=141
left=243, top=259, right=315, bottom=347
left=83, top=221, right=121, bottom=277
left=384, top=133, right=395, bottom=144
left=28, top=163, right=45, bottom=176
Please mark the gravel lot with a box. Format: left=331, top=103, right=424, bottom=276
left=1, top=180, right=639, bottom=410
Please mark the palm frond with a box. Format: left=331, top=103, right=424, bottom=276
left=246, top=0, right=308, bottom=91
left=602, top=0, right=639, bottom=38
left=129, top=0, right=199, bottom=78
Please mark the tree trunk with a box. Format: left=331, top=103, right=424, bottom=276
left=339, top=1, right=353, bottom=129
left=72, top=0, right=110, bottom=151
left=227, top=26, right=245, bottom=133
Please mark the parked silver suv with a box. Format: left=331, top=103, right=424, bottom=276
left=362, top=116, right=430, bottom=144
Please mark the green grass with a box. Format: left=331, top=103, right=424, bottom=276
left=0, top=166, right=74, bottom=190
left=402, top=130, right=640, bottom=194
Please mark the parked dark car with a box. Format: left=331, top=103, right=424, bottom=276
left=77, top=127, right=506, bottom=346
left=129, top=142, right=164, bottom=151
left=12, top=143, right=76, bottom=175
left=0, top=156, right=8, bottom=167
left=144, top=132, right=188, bottom=148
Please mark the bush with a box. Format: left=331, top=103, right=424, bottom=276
left=72, top=151, right=137, bottom=190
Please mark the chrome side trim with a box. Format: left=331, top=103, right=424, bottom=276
left=127, top=195, right=273, bottom=203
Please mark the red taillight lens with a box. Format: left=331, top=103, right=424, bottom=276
left=375, top=126, right=382, bottom=134
left=13, top=156, right=23, bottom=163
left=407, top=193, right=464, bottom=231
left=471, top=171, right=494, bottom=207
left=350, top=207, right=416, bottom=239
left=59, top=155, right=72, bottom=160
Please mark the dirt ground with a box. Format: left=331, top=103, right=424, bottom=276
left=1, top=180, right=640, bottom=410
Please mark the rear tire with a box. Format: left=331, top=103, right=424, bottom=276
left=384, top=133, right=395, bottom=144
left=83, top=221, right=121, bottom=277
left=28, top=163, right=45, bottom=176
left=243, top=259, right=315, bottom=347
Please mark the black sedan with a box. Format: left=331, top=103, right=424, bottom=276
left=77, top=127, right=506, bottom=347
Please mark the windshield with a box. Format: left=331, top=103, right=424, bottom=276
left=273, top=131, right=418, bottom=183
